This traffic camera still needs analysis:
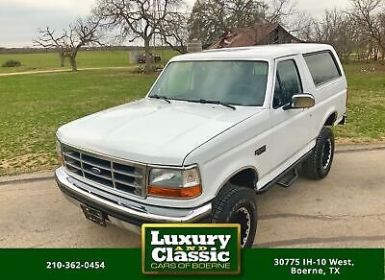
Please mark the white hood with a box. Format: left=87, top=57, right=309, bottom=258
left=57, top=98, right=263, bottom=165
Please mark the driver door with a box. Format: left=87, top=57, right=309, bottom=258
left=266, top=57, right=313, bottom=175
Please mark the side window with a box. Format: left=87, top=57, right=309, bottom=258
left=303, top=51, right=342, bottom=86
left=273, top=60, right=302, bottom=108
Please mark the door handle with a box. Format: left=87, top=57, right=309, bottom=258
left=255, top=145, right=266, bottom=156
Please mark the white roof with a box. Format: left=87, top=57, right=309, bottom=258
left=171, top=44, right=334, bottom=62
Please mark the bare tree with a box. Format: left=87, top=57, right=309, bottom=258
left=34, top=28, right=67, bottom=67
left=288, top=11, right=318, bottom=41
left=289, top=9, right=357, bottom=62
left=158, top=11, right=189, bottom=54
left=315, top=9, right=356, bottom=61
left=288, top=0, right=385, bottom=63
left=266, top=0, right=294, bottom=23
left=96, top=0, right=183, bottom=72
left=350, top=0, right=385, bottom=62
left=188, top=0, right=267, bottom=47
left=187, top=0, right=293, bottom=48
left=34, top=17, right=103, bottom=71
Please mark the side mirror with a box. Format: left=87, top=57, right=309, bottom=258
left=283, top=94, right=315, bottom=110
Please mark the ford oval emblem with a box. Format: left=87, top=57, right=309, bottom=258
left=90, top=167, right=102, bottom=175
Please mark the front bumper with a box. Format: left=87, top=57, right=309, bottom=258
left=55, top=167, right=212, bottom=231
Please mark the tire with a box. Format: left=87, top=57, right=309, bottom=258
left=211, top=183, right=257, bottom=248
left=301, top=127, right=335, bottom=180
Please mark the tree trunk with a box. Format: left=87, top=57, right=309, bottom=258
left=144, top=38, right=152, bottom=73
left=69, top=55, right=77, bottom=71
left=180, top=46, right=188, bottom=54
left=59, top=49, right=65, bottom=67
left=69, top=48, right=80, bottom=71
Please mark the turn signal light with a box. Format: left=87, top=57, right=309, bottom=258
left=148, top=185, right=202, bottom=199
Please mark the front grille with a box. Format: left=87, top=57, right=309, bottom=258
left=62, top=145, right=146, bottom=197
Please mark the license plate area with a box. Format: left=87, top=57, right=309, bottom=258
left=81, top=204, right=106, bottom=227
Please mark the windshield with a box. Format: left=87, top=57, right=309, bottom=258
left=148, top=61, right=269, bottom=106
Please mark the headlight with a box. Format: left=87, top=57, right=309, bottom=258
left=148, top=166, right=202, bottom=199
left=56, top=140, right=64, bottom=166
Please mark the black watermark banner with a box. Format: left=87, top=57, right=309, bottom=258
left=0, top=248, right=383, bottom=279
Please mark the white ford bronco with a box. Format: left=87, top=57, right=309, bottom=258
left=55, top=44, right=347, bottom=247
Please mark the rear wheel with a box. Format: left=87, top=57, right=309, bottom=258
left=301, top=127, right=335, bottom=180
left=210, top=183, right=257, bottom=248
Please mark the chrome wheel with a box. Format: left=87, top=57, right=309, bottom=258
left=230, top=207, right=251, bottom=247
left=321, top=139, right=332, bottom=169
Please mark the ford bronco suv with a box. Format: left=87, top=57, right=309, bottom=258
left=55, top=44, right=347, bottom=247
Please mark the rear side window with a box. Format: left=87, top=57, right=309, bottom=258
left=303, top=51, right=341, bottom=86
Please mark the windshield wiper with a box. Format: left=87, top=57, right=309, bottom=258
left=199, top=99, right=236, bottom=110
left=150, top=94, right=171, bottom=104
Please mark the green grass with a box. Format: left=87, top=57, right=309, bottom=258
left=0, top=61, right=384, bottom=175
left=0, top=69, right=157, bottom=175
left=334, top=63, right=385, bottom=142
left=0, top=49, right=177, bottom=73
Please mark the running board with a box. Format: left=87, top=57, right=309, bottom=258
left=277, top=168, right=298, bottom=188
left=256, top=150, right=312, bottom=194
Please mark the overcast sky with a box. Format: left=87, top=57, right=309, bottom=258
left=0, top=0, right=350, bottom=48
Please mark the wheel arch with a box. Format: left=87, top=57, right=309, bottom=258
left=324, top=111, right=338, bottom=127
left=215, top=166, right=259, bottom=196
left=316, top=110, right=338, bottom=137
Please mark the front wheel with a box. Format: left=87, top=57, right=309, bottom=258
left=301, top=127, right=335, bottom=180
left=210, top=184, right=257, bottom=248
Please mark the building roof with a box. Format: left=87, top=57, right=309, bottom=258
left=209, top=23, right=302, bottom=49
left=171, top=44, right=334, bottom=62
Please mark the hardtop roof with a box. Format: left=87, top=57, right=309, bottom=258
left=171, top=44, right=334, bottom=62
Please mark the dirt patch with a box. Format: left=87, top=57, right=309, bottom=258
left=0, top=153, right=57, bottom=176
left=335, top=137, right=385, bottom=145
